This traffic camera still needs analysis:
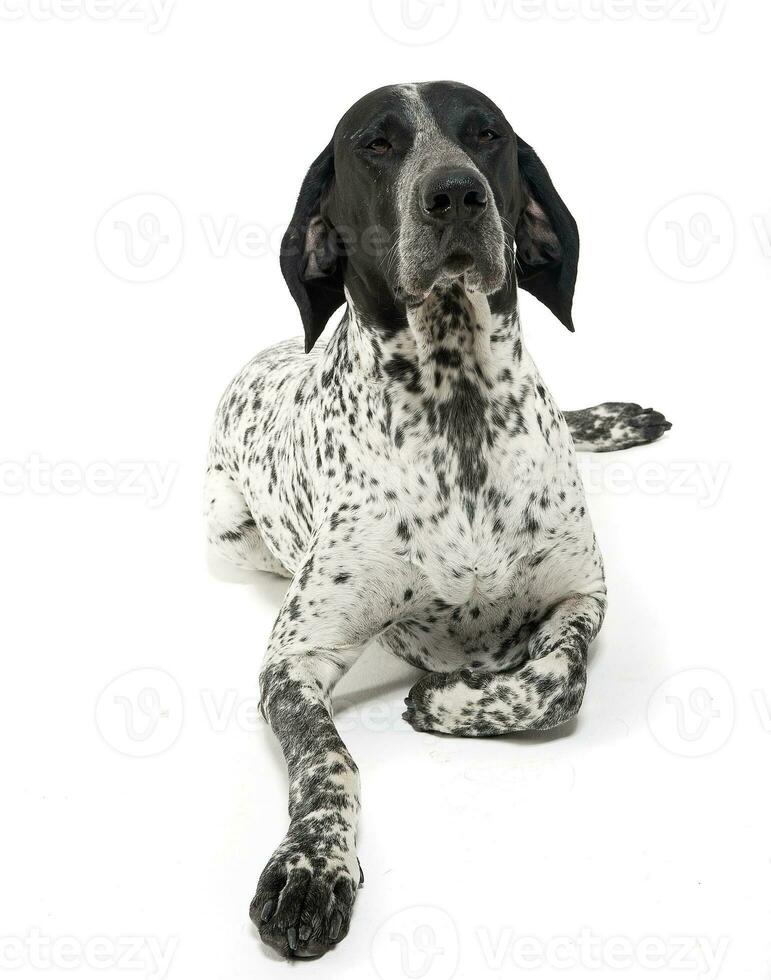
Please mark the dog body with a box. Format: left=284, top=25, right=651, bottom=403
left=208, top=294, right=604, bottom=690
left=205, top=81, right=669, bottom=958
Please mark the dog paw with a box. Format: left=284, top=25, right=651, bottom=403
left=566, top=402, right=672, bottom=452
left=403, top=672, right=446, bottom=733
left=596, top=402, right=672, bottom=451
left=250, top=838, right=360, bottom=958
left=404, top=669, right=488, bottom=735
left=402, top=693, right=432, bottom=733
left=616, top=403, right=672, bottom=444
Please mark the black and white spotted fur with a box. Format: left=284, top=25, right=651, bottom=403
left=205, top=82, right=671, bottom=959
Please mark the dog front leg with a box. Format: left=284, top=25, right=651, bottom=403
left=404, top=592, right=606, bottom=736
left=250, top=616, right=363, bottom=958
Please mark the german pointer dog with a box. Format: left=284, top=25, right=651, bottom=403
left=205, top=81, right=671, bottom=959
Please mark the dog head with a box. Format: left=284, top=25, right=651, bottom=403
left=281, top=81, right=579, bottom=351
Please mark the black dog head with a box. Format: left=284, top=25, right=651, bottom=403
left=281, top=81, right=579, bottom=351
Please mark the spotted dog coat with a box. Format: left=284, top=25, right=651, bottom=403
left=205, top=82, right=670, bottom=959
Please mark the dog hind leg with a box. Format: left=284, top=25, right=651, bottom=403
left=204, top=463, right=290, bottom=576
left=564, top=402, right=671, bottom=452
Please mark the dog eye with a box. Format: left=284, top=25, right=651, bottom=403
left=367, top=137, right=392, bottom=155
left=478, top=129, right=500, bottom=143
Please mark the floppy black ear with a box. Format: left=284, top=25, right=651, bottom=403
left=280, top=139, right=346, bottom=352
left=514, top=137, right=579, bottom=331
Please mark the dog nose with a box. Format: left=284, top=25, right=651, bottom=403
left=419, top=168, right=488, bottom=225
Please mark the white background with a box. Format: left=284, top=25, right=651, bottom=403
left=1, top=2, right=770, bottom=978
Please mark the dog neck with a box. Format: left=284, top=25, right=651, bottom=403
left=324, top=281, right=532, bottom=477
left=343, top=280, right=524, bottom=392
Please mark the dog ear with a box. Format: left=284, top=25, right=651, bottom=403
left=514, top=137, right=579, bottom=332
left=280, top=139, right=346, bottom=352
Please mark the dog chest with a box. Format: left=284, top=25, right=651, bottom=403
left=394, top=466, right=591, bottom=609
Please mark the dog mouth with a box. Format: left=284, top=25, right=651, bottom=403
left=442, top=251, right=475, bottom=277
left=397, top=233, right=507, bottom=306
left=396, top=198, right=507, bottom=306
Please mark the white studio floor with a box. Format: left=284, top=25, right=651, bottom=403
left=4, top=421, right=769, bottom=979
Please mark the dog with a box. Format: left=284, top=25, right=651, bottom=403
left=205, top=81, right=671, bottom=959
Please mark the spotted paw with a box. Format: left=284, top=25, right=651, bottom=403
left=250, top=838, right=361, bottom=958
left=403, top=669, right=488, bottom=736
left=610, top=403, right=672, bottom=449
left=566, top=402, right=672, bottom=452
left=403, top=692, right=432, bottom=733
left=404, top=672, right=447, bottom=733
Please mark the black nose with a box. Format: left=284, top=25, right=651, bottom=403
left=419, top=167, right=488, bottom=225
